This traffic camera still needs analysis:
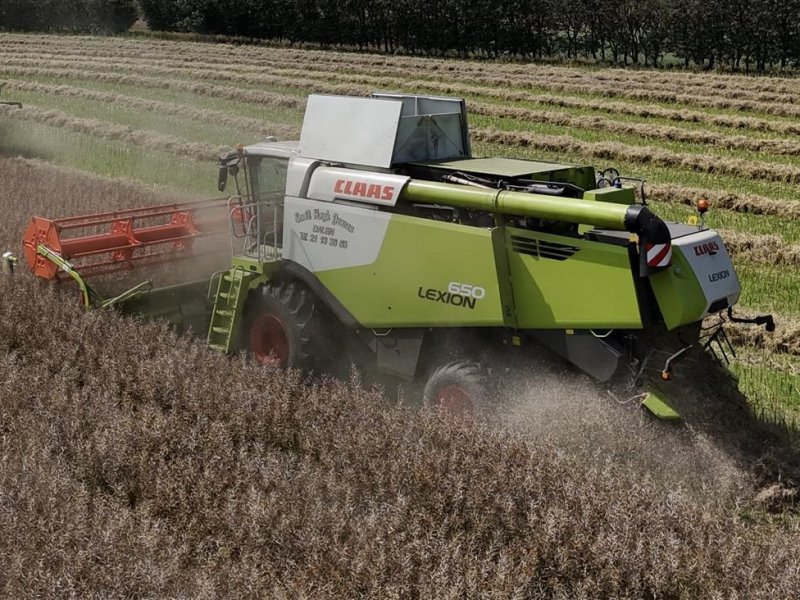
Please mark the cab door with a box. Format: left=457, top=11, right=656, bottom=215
left=248, top=155, right=289, bottom=249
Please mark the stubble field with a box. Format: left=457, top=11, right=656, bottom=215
left=1, top=33, right=800, bottom=597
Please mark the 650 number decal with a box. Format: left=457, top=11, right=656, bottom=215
left=447, top=281, right=486, bottom=299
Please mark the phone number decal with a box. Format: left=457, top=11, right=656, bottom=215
left=294, top=207, right=355, bottom=250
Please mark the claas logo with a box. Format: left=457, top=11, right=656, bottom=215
left=693, top=241, right=720, bottom=256
left=334, top=179, right=395, bottom=201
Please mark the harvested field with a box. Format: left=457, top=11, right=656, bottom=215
left=1, top=33, right=800, bottom=596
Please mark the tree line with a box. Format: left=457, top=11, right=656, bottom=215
left=0, top=0, right=138, bottom=33
left=137, top=0, right=800, bottom=71
left=2, top=0, right=799, bottom=71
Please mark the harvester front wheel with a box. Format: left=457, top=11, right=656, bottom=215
left=245, top=281, right=317, bottom=369
left=423, top=360, right=488, bottom=420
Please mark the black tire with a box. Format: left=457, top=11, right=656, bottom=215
left=423, top=360, right=489, bottom=419
left=243, top=281, right=319, bottom=369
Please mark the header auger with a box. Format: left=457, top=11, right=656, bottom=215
left=21, top=197, right=235, bottom=283
left=6, top=92, right=774, bottom=420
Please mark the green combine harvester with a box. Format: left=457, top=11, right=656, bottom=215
left=9, top=93, right=774, bottom=419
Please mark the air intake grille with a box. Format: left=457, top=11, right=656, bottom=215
left=511, top=236, right=580, bottom=261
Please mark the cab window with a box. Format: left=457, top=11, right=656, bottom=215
left=250, top=156, right=288, bottom=204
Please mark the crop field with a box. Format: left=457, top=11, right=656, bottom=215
left=1, top=33, right=800, bottom=596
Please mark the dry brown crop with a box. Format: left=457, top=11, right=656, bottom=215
left=721, top=231, right=800, bottom=267
left=3, top=270, right=799, bottom=598
left=0, top=156, right=179, bottom=235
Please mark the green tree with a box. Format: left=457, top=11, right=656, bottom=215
left=0, top=0, right=137, bottom=32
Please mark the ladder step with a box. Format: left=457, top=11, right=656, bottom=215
left=207, top=268, right=255, bottom=354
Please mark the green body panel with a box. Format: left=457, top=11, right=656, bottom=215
left=401, top=180, right=629, bottom=230
left=491, top=226, right=518, bottom=327
left=584, top=187, right=636, bottom=205
left=230, top=255, right=276, bottom=283
left=315, top=215, right=504, bottom=327
left=648, top=246, right=707, bottom=331
left=505, top=228, right=643, bottom=329
left=642, top=389, right=681, bottom=420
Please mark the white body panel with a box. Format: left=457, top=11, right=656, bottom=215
left=282, top=196, right=391, bottom=272
left=676, top=229, right=741, bottom=314
left=285, top=156, right=317, bottom=198
left=299, top=95, right=402, bottom=168
left=297, top=94, right=470, bottom=169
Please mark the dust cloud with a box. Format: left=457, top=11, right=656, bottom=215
left=488, top=358, right=752, bottom=503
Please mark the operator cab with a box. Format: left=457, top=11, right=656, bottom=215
left=218, top=141, right=296, bottom=258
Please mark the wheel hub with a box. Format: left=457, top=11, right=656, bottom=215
left=436, top=384, right=474, bottom=418
left=250, top=314, right=290, bottom=367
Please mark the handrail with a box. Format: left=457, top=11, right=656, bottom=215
left=225, top=196, right=281, bottom=262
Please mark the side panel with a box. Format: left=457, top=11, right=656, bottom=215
left=506, top=228, right=643, bottom=329
left=649, top=230, right=739, bottom=330
left=283, top=198, right=503, bottom=327
left=283, top=196, right=391, bottom=272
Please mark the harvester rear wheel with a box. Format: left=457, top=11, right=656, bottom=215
left=423, top=360, right=488, bottom=420
left=245, top=281, right=318, bottom=369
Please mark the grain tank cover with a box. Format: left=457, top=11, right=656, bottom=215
left=297, top=93, right=471, bottom=169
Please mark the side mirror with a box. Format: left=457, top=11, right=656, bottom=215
left=217, top=165, right=228, bottom=192
left=217, top=149, right=243, bottom=193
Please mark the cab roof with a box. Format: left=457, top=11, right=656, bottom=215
left=244, top=140, right=299, bottom=158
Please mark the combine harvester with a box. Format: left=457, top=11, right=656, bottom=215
left=4, top=93, right=775, bottom=419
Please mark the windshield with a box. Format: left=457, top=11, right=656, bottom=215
left=250, top=156, right=288, bottom=203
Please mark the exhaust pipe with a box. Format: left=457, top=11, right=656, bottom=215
left=624, top=204, right=672, bottom=276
